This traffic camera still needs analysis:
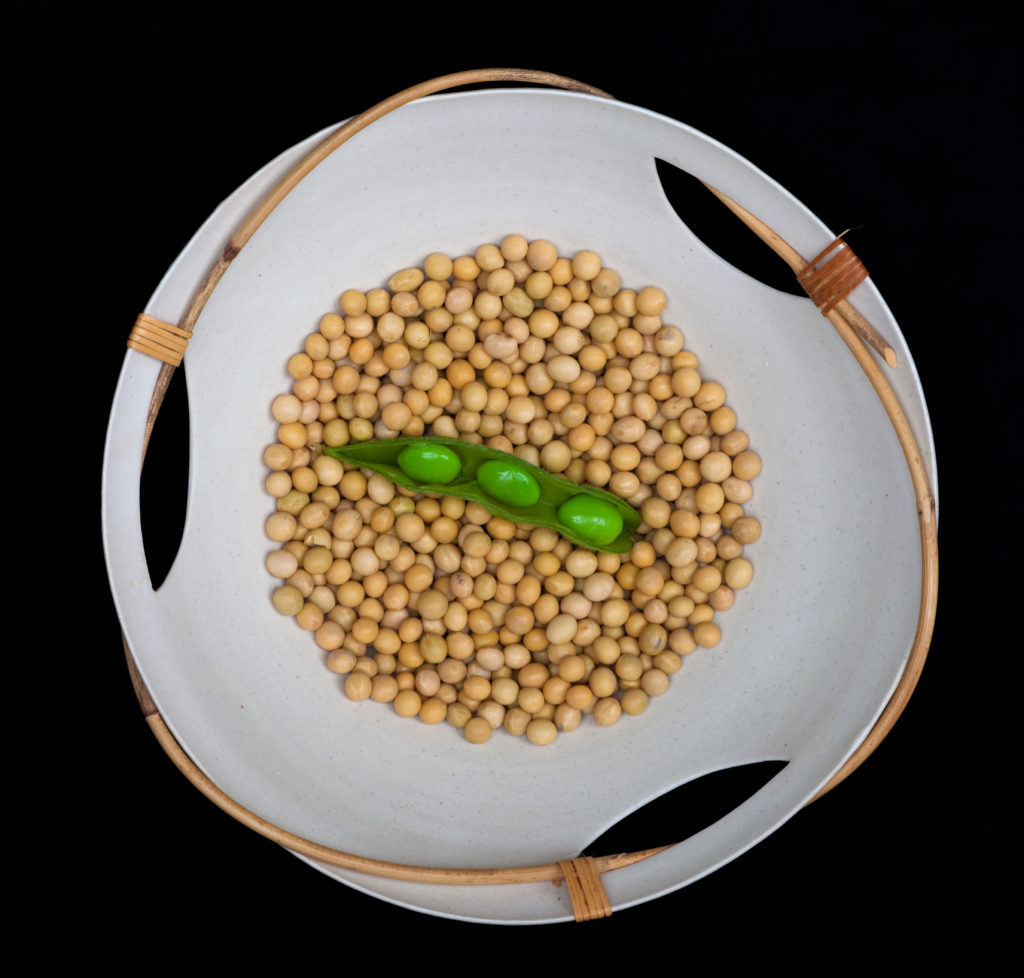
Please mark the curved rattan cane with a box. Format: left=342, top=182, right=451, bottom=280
left=122, top=68, right=938, bottom=917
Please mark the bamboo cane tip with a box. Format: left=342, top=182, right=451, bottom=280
left=884, top=346, right=898, bottom=368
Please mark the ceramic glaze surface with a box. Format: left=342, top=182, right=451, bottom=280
left=103, top=89, right=935, bottom=923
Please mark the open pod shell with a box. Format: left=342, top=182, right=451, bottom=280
left=103, top=74, right=937, bottom=923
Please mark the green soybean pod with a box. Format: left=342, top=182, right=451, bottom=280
left=322, top=437, right=640, bottom=553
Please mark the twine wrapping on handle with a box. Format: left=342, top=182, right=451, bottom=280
left=127, top=313, right=191, bottom=367
left=796, top=235, right=869, bottom=315
left=557, top=858, right=614, bottom=921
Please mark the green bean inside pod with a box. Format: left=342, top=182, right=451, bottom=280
left=323, top=437, right=640, bottom=552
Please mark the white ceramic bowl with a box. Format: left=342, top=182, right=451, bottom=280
left=102, top=88, right=936, bottom=923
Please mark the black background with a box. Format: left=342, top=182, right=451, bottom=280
left=11, top=1, right=1018, bottom=971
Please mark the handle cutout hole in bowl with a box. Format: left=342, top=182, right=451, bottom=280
left=581, top=760, right=787, bottom=856
left=139, top=367, right=190, bottom=590
left=655, top=158, right=804, bottom=297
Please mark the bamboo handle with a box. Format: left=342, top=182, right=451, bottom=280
left=809, top=304, right=937, bottom=798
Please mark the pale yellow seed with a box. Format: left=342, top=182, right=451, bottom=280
left=464, top=716, right=492, bottom=744
left=724, top=557, right=754, bottom=589
left=621, top=688, right=649, bottom=716
left=419, top=698, right=447, bottom=724
left=592, top=697, right=622, bottom=726
left=526, top=718, right=558, bottom=746
left=393, top=689, right=422, bottom=718
left=344, top=672, right=372, bottom=701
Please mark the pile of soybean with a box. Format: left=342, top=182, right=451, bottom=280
left=263, top=236, right=762, bottom=746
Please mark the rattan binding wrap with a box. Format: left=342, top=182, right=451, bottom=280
left=127, top=313, right=191, bottom=367
left=123, top=69, right=938, bottom=919
left=797, top=235, right=869, bottom=315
